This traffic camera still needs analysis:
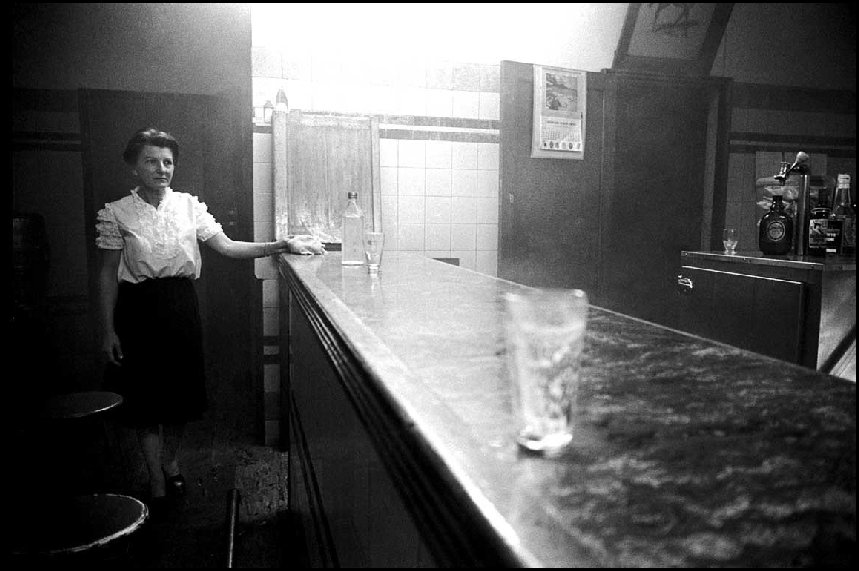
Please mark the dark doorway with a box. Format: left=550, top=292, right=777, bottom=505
left=78, top=88, right=259, bottom=440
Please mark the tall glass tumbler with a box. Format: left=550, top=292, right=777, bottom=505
left=504, top=288, right=589, bottom=454
left=363, top=231, right=385, bottom=273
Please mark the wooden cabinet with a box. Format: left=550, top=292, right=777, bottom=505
left=675, top=265, right=806, bottom=364
left=499, top=63, right=729, bottom=329
left=676, top=251, right=856, bottom=376
left=279, top=265, right=439, bottom=567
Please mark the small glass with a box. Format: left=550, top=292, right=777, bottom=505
left=504, top=288, right=589, bottom=455
left=363, top=231, right=385, bottom=273
left=723, top=227, right=738, bottom=255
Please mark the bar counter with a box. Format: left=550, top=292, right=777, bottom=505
left=278, top=252, right=855, bottom=567
left=681, top=250, right=857, bottom=272
left=679, top=250, right=856, bottom=376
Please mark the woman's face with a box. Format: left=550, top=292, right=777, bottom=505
left=133, top=145, right=174, bottom=192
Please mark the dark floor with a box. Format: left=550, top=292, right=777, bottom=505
left=10, top=411, right=301, bottom=568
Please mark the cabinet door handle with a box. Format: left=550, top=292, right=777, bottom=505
left=677, top=275, right=694, bottom=294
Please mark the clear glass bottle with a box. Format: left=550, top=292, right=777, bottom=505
left=341, top=191, right=365, bottom=265
left=758, top=194, right=793, bottom=255
left=832, top=174, right=856, bottom=257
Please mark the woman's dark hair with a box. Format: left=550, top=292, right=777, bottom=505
left=122, top=128, right=180, bottom=165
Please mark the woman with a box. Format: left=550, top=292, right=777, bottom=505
left=96, top=127, right=324, bottom=510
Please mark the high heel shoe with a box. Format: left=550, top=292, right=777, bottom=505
left=163, top=470, right=187, bottom=497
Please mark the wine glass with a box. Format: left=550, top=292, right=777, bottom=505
left=723, top=227, right=738, bottom=255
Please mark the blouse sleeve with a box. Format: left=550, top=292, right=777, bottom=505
left=95, top=205, right=124, bottom=250
left=193, top=196, right=224, bottom=241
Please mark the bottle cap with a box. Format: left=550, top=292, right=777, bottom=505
left=347, top=191, right=358, bottom=199
left=837, top=174, right=850, bottom=186
left=275, top=88, right=288, bottom=112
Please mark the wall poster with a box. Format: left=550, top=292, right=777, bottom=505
left=531, top=65, right=586, bottom=160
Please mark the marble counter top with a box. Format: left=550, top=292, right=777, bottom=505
left=278, top=252, right=856, bottom=567
left=682, top=250, right=857, bottom=272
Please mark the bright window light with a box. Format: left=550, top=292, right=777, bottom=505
left=251, top=3, right=625, bottom=70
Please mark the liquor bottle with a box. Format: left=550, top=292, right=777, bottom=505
left=758, top=194, right=793, bottom=255
left=807, top=201, right=831, bottom=257
left=824, top=215, right=842, bottom=256
left=341, top=191, right=365, bottom=265
left=832, top=174, right=856, bottom=256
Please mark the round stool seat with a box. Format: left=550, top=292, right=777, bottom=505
left=41, top=391, right=123, bottom=420
left=11, top=493, right=148, bottom=557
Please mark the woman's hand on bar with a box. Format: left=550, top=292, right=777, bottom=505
left=277, top=235, right=326, bottom=256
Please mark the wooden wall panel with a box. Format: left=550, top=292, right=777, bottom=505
left=600, top=73, right=713, bottom=327
left=498, top=61, right=605, bottom=295
left=286, top=288, right=434, bottom=567
left=500, top=62, right=727, bottom=329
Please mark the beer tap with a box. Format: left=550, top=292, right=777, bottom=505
left=773, top=151, right=810, bottom=184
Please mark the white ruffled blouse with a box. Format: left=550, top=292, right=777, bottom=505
left=95, top=187, right=223, bottom=284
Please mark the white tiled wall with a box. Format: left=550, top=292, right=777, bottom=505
left=251, top=55, right=501, bottom=122
left=380, top=138, right=498, bottom=275
left=252, top=132, right=500, bottom=275
left=253, top=135, right=499, bottom=276
left=255, top=78, right=502, bottom=120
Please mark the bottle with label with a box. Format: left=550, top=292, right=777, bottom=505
left=341, top=191, right=365, bottom=265
left=759, top=194, right=793, bottom=255
left=832, top=174, right=856, bottom=257
left=824, top=218, right=842, bottom=255
left=807, top=204, right=832, bottom=257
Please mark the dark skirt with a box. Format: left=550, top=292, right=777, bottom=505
left=104, top=277, right=207, bottom=427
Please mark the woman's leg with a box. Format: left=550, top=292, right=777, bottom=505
left=138, top=424, right=166, bottom=498
left=162, top=422, right=186, bottom=478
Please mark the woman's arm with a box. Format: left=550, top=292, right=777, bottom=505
left=204, top=232, right=325, bottom=259
left=98, top=249, right=124, bottom=366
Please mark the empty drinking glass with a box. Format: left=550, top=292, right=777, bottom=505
left=363, top=231, right=385, bottom=273
left=723, top=227, right=738, bottom=254
left=504, top=288, right=589, bottom=455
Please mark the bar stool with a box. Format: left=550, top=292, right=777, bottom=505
left=40, top=391, right=124, bottom=421
left=38, top=391, right=125, bottom=493
left=9, top=492, right=148, bottom=566
left=9, top=392, right=148, bottom=565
